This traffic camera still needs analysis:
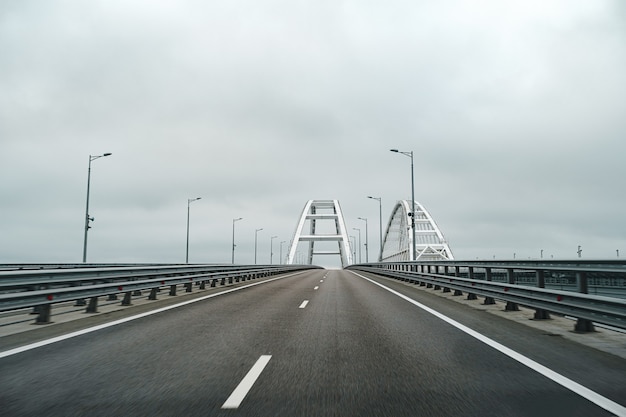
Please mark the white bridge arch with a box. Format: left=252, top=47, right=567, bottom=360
left=287, top=200, right=353, bottom=268
left=380, top=200, right=454, bottom=262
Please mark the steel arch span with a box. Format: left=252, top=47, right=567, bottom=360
left=380, top=200, right=454, bottom=262
left=287, top=200, right=353, bottom=268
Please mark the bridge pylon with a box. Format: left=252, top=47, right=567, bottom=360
left=287, top=200, right=353, bottom=267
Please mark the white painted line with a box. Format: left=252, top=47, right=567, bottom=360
left=0, top=272, right=307, bottom=359
left=320, top=279, right=324, bottom=282
left=314, top=286, right=319, bottom=290
left=299, top=300, right=309, bottom=309
left=222, top=355, right=272, bottom=409
left=348, top=271, right=626, bottom=417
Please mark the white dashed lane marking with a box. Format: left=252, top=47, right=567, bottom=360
left=222, top=355, right=272, bottom=409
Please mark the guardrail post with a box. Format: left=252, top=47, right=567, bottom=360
left=483, top=268, right=495, bottom=304
left=452, top=269, right=463, bottom=294
left=169, top=285, right=177, bottom=296
left=533, top=270, right=550, bottom=319
left=505, top=269, right=520, bottom=311
left=199, top=281, right=206, bottom=290
left=35, top=304, right=52, bottom=324
left=86, top=297, right=98, bottom=313
left=574, top=272, right=595, bottom=332
left=122, top=291, right=132, bottom=306
left=185, top=282, right=193, bottom=292
left=107, top=293, right=118, bottom=301
left=74, top=298, right=86, bottom=306
left=148, top=288, right=158, bottom=300
left=466, top=267, right=477, bottom=300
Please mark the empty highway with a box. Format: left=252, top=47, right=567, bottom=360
left=1, top=269, right=625, bottom=416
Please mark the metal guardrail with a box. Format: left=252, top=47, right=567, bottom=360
left=0, top=264, right=321, bottom=324
left=346, top=261, right=626, bottom=332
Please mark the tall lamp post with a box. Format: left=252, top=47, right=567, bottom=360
left=83, top=152, right=112, bottom=263
left=232, top=217, right=243, bottom=264
left=390, top=149, right=416, bottom=261
left=185, top=197, right=201, bottom=264
left=358, top=217, right=369, bottom=262
left=367, top=196, right=383, bottom=261
left=270, top=235, right=278, bottom=264
left=353, top=227, right=362, bottom=263
left=254, top=228, right=263, bottom=264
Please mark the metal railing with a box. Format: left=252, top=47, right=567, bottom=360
left=0, top=264, right=321, bottom=324
left=346, top=260, right=626, bottom=332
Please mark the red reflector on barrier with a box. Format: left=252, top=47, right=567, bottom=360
left=557, top=295, right=563, bottom=301
left=118, top=286, right=123, bottom=291
left=47, top=294, right=53, bottom=301
left=504, top=287, right=509, bottom=292
left=161, top=281, right=165, bottom=285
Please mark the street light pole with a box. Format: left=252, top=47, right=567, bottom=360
left=82, top=153, right=112, bottom=263
left=353, top=228, right=361, bottom=263
left=232, top=217, right=242, bottom=264
left=358, top=217, right=369, bottom=262
left=186, top=197, right=201, bottom=264
left=270, top=235, right=278, bottom=264
left=367, top=196, right=383, bottom=261
left=254, top=228, right=263, bottom=264
left=390, top=149, right=416, bottom=261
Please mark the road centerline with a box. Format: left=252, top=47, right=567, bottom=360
left=222, top=355, right=272, bottom=409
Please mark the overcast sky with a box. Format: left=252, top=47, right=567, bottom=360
left=1, top=0, right=625, bottom=267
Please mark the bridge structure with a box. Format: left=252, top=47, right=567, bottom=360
left=286, top=200, right=353, bottom=268
left=286, top=198, right=453, bottom=266
left=2, top=200, right=626, bottom=416
left=380, top=199, right=454, bottom=262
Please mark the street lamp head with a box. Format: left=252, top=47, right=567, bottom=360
left=390, top=149, right=399, bottom=153
left=103, top=153, right=112, bottom=157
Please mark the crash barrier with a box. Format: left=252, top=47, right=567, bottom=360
left=0, top=264, right=321, bottom=324
left=346, top=260, right=626, bottom=332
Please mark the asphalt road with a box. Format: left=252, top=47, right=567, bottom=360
left=1, top=269, right=625, bottom=416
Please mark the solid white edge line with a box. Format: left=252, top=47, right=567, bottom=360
left=299, top=300, right=309, bottom=309
left=348, top=270, right=626, bottom=417
left=222, top=355, right=272, bottom=409
left=0, top=272, right=307, bottom=360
